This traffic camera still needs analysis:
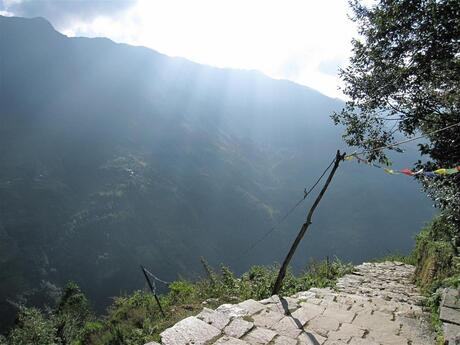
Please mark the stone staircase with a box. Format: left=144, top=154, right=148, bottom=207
left=146, top=262, right=436, bottom=345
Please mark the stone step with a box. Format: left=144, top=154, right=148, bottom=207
left=148, top=262, right=436, bottom=345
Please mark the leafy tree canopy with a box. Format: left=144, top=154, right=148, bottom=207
left=333, top=0, right=460, bottom=225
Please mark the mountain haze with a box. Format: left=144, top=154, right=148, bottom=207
left=0, top=16, right=434, bottom=331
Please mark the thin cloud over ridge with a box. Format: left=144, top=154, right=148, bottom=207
left=1, top=0, right=137, bottom=26
left=1, top=0, right=367, bottom=98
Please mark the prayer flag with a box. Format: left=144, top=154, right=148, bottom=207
left=446, top=168, right=459, bottom=175
left=400, top=169, right=414, bottom=176
left=384, top=168, right=399, bottom=175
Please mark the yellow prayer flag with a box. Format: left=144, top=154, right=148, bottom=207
left=344, top=155, right=354, bottom=161
left=434, top=168, right=447, bottom=175
left=384, top=168, right=398, bottom=175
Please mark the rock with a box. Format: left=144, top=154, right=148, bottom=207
left=443, top=289, right=460, bottom=310
left=327, top=323, right=365, bottom=342
left=264, top=296, right=300, bottom=314
left=202, top=298, right=220, bottom=305
left=272, top=335, right=298, bottom=345
left=348, top=337, right=379, bottom=345
left=297, top=331, right=327, bottom=345
left=306, top=315, right=340, bottom=337
left=444, top=323, right=460, bottom=344
left=269, top=316, right=302, bottom=339
left=292, top=291, right=316, bottom=300
left=440, top=306, right=460, bottom=326
left=243, top=327, right=277, bottom=344
left=252, top=308, right=284, bottom=328
left=216, top=304, right=248, bottom=318
left=160, top=316, right=221, bottom=345
left=322, top=305, right=356, bottom=323
left=237, top=299, right=265, bottom=316
left=214, top=336, right=250, bottom=345
left=224, top=318, right=254, bottom=338
left=197, top=308, right=231, bottom=330
left=353, top=313, right=400, bottom=339
left=290, top=303, right=325, bottom=325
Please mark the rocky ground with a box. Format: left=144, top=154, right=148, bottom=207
left=148, top=262, right=436, bottom=345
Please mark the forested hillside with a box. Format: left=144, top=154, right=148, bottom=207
left=0, top=15, right=434, bottom=331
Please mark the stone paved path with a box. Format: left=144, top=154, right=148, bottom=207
left=154, top=262, right=436, bottom=345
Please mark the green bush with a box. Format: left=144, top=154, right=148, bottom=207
left=54, top=282, right=94, bottom=344
left=413, top=214, right=458, bottom=291
left=168, top=281, right=199, bottom=304
left=7, top=307, right=60, bottom=345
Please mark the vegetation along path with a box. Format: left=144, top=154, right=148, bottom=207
left=149, top=262, right=435, bottom=345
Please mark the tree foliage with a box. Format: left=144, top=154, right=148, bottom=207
left=7, top=307, right=59, bottom=345
left=332, top=0, right=460, bottom=226
left=54, top=282, right=94, bottom=344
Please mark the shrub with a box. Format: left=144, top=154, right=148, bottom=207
left=54, top=282, right=94, bottom=344
left=7, top=307, right=59, bottom=345
left=414, top=214, right=458, bottom=290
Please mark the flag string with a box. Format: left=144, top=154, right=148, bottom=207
left=344, top=153, right=460, bottom=177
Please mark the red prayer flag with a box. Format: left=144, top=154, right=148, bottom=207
left=400, top=169, right=414, bottom=176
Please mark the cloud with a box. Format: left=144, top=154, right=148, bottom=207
left=318, top=58, right=344, bottom=77
left=1, top=0, right=137, bottom=27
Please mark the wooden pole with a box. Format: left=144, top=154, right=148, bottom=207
left=141, top=265, right=166, bottom=317
left=272, top=150, right=345, bottom=295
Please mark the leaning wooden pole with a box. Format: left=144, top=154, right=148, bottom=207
left=141, top=265, right=166, bottom=317
left=272, top=150, right=345, bottom=295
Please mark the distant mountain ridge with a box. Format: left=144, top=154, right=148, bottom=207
left=0, top=15, right=434, bottom=332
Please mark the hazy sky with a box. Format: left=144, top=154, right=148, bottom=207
left=0, top=0, right=368, bottom=99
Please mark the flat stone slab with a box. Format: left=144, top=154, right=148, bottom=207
left=252, top=309, right=284, bottom=328
left=440, top=306, right=460, bottom=326
left=327, top=323, right=365, bottom=342
left=269, top=316, right=302, bottom=339
left=217, top=304, right=248, bottom=318
left=443, top=322, right=460, bottom=343
left=237, top=299, right=265, bottom=316
left=297, top=331, right=327, bottom=345
left=197, top=307, right=231, bottom=330
left=322, top=306, right=355, bottom=323
left=443, top=289, right=460, bottom=310
left=214, top=336, right=249, bottom=345
left=224, top=319, right=254, bottom=338
left=262, top=295, right=300, bottom=314
left=290, top=303, right=325, bottom=325
left=243, top=327, right=277, bottom=344
left=272, top=335, right=297, bottom=345
left=160, top=316, right=221, bottom=345
left=306, top=315, right=340, bottom=337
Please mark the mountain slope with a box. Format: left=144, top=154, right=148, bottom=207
left=0, top=16, right=434, bottom=331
